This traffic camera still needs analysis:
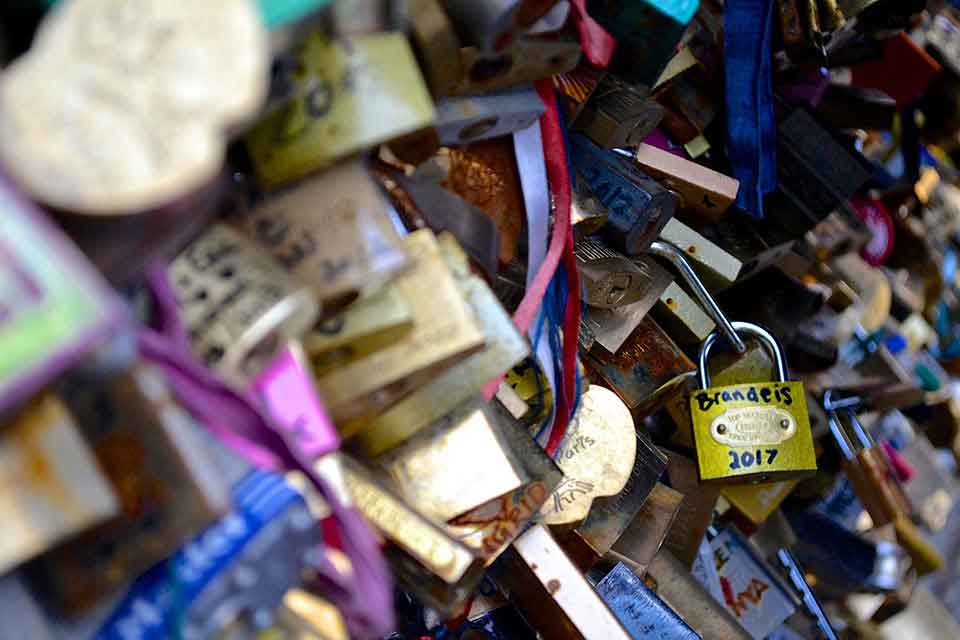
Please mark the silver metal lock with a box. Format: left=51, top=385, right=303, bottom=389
left=576, top=237, right=670, bottom=309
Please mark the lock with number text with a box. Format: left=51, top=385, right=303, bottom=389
left=690, top=322, right=818, bottom=483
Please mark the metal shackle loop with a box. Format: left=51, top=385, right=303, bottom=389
left=823, top=390, right=858, bottom=460
left=822, top=391, right=873, bottom=451
left=647, top=240, right=746, bottom=354
left=697, top=321, right=788, bottom=390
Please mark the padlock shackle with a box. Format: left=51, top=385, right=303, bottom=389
left=826, top=411, right=858, bottom=460
left=822, top=391, right=863, bottom=412
left=647, top=240, right=746, bottom=354
left=822, top=390, right=875, bottom=451
left=697, top=321, right=787, bottom=389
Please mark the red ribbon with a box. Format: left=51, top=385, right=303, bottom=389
left=569, top=0, right=616, bottom=68
left=482, top=82, right=581, bottom=456
left=534, top=80, right=581, bottom=457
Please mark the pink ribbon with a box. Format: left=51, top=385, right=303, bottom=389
left=137, top=263, right=394, bottom=639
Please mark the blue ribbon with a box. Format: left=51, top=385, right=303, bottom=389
left=725, top=0, right=777, bottom=219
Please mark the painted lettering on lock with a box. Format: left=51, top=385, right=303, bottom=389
left=721, top=576, right=770, bottom=618
left=728, top=449, right=779, bottom=470
left=695, top=384, right=794, bottom=413
left=450, top=482, right=549, bottom=560
left=578, top=166, right=638, bottom=225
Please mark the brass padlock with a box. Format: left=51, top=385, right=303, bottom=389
left=822, top=392, right=944, bottom=575
left=245, top=32, right=435, bottom=189
left=823, top=392, right=909, bottom=528
left=661, top=451, right=721, bottom=566
left=690, top=322, right=818, bottom=484
left=652, top=281, right=716, bottom=347
left=339, top=454, right=485, bottom=616
left=607, top=482, right=683, bottom=573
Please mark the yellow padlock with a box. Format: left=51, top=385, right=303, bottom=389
left=690, top=322, right=818, bottom=484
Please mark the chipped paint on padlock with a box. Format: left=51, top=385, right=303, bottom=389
left=653, top=281, right=716, bottom=347
left=496, top=524, right=633, bottom=640
left=657, top=218, right=743, bottom=290
left=38, top=365, right=232, bottom=613
left=646, top=238, right=745, bottom=353
left=0, top=394, right=118, bottom=577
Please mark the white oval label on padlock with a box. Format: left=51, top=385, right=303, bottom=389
left=710, top=407, right=797, bottom=447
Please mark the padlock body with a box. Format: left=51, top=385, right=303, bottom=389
left=690, top=381, right=817, bottom=483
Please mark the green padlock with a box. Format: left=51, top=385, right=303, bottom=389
left=690, top=322, right=818, bottom=484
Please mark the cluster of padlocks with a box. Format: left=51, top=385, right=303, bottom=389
left=4, top=0, right=960, bottom=638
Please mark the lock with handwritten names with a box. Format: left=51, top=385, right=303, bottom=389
left=690, top=322, right=817, bottom=483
